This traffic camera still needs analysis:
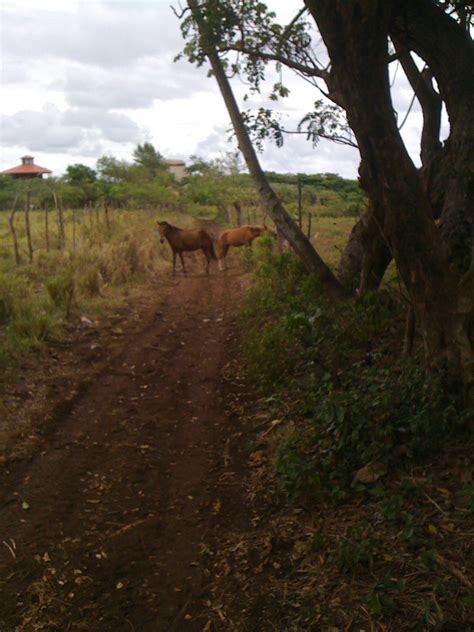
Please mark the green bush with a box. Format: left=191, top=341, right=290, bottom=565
left=240, top=250, right=470, bottom=499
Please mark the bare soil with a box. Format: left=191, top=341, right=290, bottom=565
left=0, top=254, right=254, bottom=632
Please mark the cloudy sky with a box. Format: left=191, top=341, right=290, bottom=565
left=0, top=0, right=432, bottom=179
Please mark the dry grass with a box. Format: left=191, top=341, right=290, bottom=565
left=0, top=207, right=198, bottom=366
left=310, top=216, right=356, bottom=269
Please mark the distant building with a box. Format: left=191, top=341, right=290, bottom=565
left=1, top=155, right=52, bottom=179
left=164, top=159, right=186, bottom=181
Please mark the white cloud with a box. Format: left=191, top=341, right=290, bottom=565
left=0, top=103, right=143, bottom=153
left=52, top=58, right=210, bottom=110
left=1, top=1, right=179, bottom=68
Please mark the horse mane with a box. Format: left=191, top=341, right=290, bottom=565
left=160, top=221, right=180, bottom=232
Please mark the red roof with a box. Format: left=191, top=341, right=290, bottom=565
left=1, top=157, right=52, bottom=176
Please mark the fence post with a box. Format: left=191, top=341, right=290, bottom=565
left=24, top=190, right=34, bottom=263
left=53, top=192, right=65, bottom=250
left=234, top=201, right=242, bottom=226
left=297, top=178, right=302, bottom=230
left=72, top=207, right=76, bottom=252
left=8, top=195, right=21, bottom=265
left=44, top=205, right=50, bottom=252
left=104, top=203, right=111, bottom=233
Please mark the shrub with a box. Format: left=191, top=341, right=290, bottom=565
left=240, top=250, right=470, bottom=499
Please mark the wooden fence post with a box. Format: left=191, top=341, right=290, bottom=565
left=53, top=192, right=65, bottom=251
left=59, top=197, right=66, bottom=249
left=104, top=203, right=111, bottom=233
left=8, top=195, right=21, bottom=266
left=234, top=201, right=242, bottom=226
left=297, top=178, right=302, bottom=230
left=44, top=205, right=50, bottom=252
left=24, top=190, right=34, bottom=263
left=72, top=207, right=76, bottom=252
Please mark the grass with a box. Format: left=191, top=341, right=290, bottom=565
left=310, top=216, right=355, bottom=268
left=236, top=215, right=357, bottom=273
left=0, top=206, right=199, bottom=370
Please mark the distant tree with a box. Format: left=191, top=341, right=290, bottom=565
left=96, top=156, right=131, bottom=183
left=187, top=155, right=217, bottom=177
left=132, top=142, right=164, bottom=172
left=187, top=151, right=244, bottom=177
left=0, top=175, right=17, bottom=211
left=64, top=164, right=97, bottom=185
left=214, top=150, right=245, bottom=176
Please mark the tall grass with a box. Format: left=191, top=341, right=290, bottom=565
left=0, top=207, right=194, bottom=368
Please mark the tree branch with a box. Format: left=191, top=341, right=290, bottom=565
left=392, top=38, right=442, bottom=166
left=220, top=42, right=330, bottom=81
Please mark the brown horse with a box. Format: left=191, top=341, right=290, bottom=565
left=157, top=221, right=216, bottom=275
left=215, top=224, right=268, bottom=270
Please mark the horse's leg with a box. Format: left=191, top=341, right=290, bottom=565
left=172, top=251, right=176, bottom=276
left=203, top=248, right=210, bottom=274
left=218, top=251, right=225, bottom=271
left=179, top=252, right=186, bottom=274
left=222, top=244, right=230, bottom=271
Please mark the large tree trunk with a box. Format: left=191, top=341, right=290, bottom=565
left=336, top=2, right=472, bottom=292
left=337, top=155, right=393, bottom=293
left=391, top=0, right=474, bottom=274
left=187, top=0, right=344, bottom=295
left=305, top=0, right=473, bottom=398
left=336, top=207, right=391, bottom=293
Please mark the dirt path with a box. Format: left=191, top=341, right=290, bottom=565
left=0, top=259, right=251, bottom=631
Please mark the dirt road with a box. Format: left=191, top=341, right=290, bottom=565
left=0, top=259, right=251, bottom=631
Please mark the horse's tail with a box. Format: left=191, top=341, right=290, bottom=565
left=202, top=230, right=217, bottom=259
left=209, top=238, right=217, bottom=260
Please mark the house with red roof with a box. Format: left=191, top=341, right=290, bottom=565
left=1, top=156, right=52, bottom=179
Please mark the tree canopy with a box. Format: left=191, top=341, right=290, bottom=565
left=132, top=142, right=164, bottom=172
left=64, top=164, right=97, bottom=185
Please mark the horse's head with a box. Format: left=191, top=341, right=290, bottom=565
left=157, top=221, right=169, bottom=243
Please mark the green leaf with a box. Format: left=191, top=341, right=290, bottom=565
left=368, top=592, right=383, bottom=614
